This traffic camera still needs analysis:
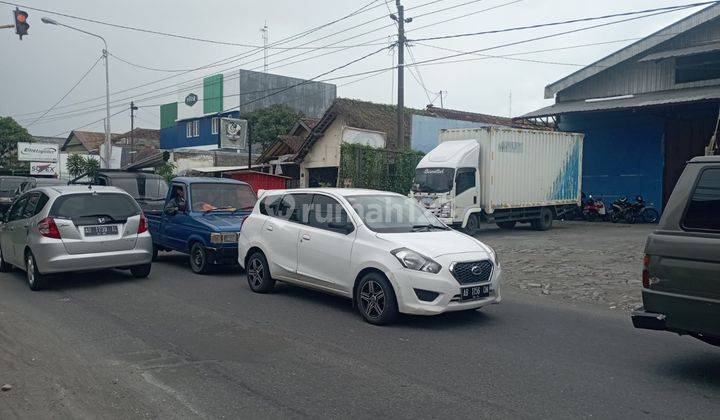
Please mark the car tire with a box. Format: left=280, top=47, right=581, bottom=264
left=0, top=246, right=12, bottom=272
left=611, top=212, right=621, bottom=223
left=496, top=221, right=516, bottom=230
left=531, top=208, right=553, bottom=231
left=355, top=272, right=398, bottom=325
left=463, top=214, right=480, bottom=235
left=151, top=245, right=159, bottom=262
left=189, top=242, right=210, bottom=274
left=25, top=251, right=47, bottom=291
left=246, top=251, right=275, bottom=293
left=130, top=263, right=152, bottom=279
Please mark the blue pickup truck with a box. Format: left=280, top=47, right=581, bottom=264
left=146, top=177, right=257, bottom=273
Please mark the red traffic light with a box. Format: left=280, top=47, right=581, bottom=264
left=13, top=8, right=29, bottom=40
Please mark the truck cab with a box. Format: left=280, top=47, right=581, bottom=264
left=146, top=177, right=257, bottom=273
left=410, top=140, right=479, bottom=228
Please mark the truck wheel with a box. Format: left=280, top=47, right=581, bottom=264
left=497, top=221, right=516, bottom=230
left=531, top=208, right=553, bottom=231
left=152, top=245, right=159, bottom=262
left=189, top=242, right=211, bottom=274
left=463, top=214, right=480, bottom=235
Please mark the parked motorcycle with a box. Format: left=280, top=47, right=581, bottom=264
left=610, top=196, right=634, bottom=223
left=630, top=195, right=660, bottom=223
left=582, top=195, right=607, bottom=221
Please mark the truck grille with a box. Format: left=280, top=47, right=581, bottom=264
left=450, top=260, right=493, bottom=284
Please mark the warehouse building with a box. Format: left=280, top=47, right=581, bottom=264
left=522, top=4, right=720, bottom=209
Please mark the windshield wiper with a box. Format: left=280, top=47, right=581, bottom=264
left=412, top=224, right=448, bottom=231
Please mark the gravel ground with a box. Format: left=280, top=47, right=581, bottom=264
left=473, top=220, right=654, bottom=312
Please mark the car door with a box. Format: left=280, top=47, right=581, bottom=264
left=4, top=194, right=29, bottom=266
left=261, top=193, right=310, bottom=279
left=161, top=183, right=191, bottom=251
left=14, top=192, right=42, bottom=260
left=296, top=194, right=356, bottom=294
left=454, top=167, right=477, bottom=224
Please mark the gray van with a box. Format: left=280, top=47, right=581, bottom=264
left=632, top=156, right=720, bottom=346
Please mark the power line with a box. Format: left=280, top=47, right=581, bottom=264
left=409, top=1, right=718, bottom=42
left=25, top=55, right=103, bottom=128
left=12, top=0, right=497, bottom=120
left=0, top=0, right=386, bottom=49
left=49, top=107, right=128, bottom=138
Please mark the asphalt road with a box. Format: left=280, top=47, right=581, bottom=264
left=1, top=253, right=718, bottom=419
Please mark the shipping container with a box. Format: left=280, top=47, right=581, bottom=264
left=410, top=127, right=583, bottom=232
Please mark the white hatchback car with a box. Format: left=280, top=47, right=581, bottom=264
left=238, top=188, right=501, bottom=324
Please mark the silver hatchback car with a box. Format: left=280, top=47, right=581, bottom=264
left=0, top=185, right=153, bottom=290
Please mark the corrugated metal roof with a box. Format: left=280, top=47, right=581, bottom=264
left=543, top=3, right=720, bottom=99
left=522, top=85, right=720, bottom=118
left=639, top=41, right=720, bottom=61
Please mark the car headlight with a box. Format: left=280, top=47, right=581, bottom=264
left=438, top=202, right=452, bottom=218
left=210, top=232, right=239, bottom=244
left=391, top=248, right=442, bottom=274
left=486, top=246, right=499, bottom=266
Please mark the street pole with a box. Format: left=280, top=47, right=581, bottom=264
left=396, top=0, right=405, bottom=150
left=41, top=17, right=112, bottom=168
left=130, top=101, right=138, bottom=164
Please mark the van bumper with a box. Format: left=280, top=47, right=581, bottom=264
left=631, top=307, right=667, bottom=331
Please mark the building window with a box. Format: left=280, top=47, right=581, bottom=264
left=186, top=120, right=199, bottom=138
left=211, top=117, right=219, bottom=135
left=675, top=51, right=720, bottom=84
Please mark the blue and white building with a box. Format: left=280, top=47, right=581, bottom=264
left=160, top=69, right=336, bottom=150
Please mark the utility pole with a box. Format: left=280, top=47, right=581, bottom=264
left=261, top=22, right=269, bottom=73
left=130, top=101, right=138, bottom=163
left=391, top=1, right=412, bottom=149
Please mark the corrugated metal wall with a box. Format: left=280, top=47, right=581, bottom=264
left=559, top=20, right=720, bottom=102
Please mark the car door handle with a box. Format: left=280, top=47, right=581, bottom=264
left=301, top=233, right=311, bottom=241
left=266, top=225, right=274, bottom=231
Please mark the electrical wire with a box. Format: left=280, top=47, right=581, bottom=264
left=0, top=0, right=385, bottom=49
left=409, top=1, right=718, bottom=42
left=24, top=55, right=103, bottom=128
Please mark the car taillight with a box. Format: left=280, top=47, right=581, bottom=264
left=38, top=217, right=61, bottom=239
left=138, top=213, right=148, bottom=234
left=642, top=254, right=650, bottom=288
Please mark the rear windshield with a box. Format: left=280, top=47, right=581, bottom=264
left=50, top=193, right=141, bottom=221
left=108, top=176, right=169, bottom=201
left=0, top=178, right=25, bottom=193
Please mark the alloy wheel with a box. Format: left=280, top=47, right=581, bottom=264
left=359, top=280, right=386, bottom=320
left=26, top=254, right=35, bottom=287
left=247, top=258, right=264, bottom=289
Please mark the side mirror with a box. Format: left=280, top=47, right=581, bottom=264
left=328, top=221, right=354, bottom=234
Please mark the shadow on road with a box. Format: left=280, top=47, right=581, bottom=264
left=653, top=351, right=720, bottom=390
left=155, top=252, right=243, bottom=275
left=8, top=268, right=150, bottom=291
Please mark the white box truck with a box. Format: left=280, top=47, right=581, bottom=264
left=410, top=127, right=583, bottom=233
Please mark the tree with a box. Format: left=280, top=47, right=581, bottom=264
left=0, top=116, right=32, bottom=170
left=155, top=162, right=176, bottom=183
left=66, top=154, right=100, bottom=178
left=66, top=154, right=86, bottom=178
left=244, top=105, right=301, bottom=150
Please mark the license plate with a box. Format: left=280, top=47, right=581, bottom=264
left=460, top=285, right=490, bottom=301
left=84, top=225, right=118, bottom=236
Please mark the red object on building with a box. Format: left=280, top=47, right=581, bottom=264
left=224, top=170, right=290, bottom=193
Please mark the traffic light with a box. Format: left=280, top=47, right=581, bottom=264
left=14, top=8, right=29, bottom=40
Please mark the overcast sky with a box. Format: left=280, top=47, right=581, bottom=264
left=0, top=0, right=705, bottom=138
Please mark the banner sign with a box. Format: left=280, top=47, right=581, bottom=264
left=17, top=142, right=60, bottom=162
left=220, top=118, right=248, bottom=150
left=30, top=161, right=59, bottom=176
